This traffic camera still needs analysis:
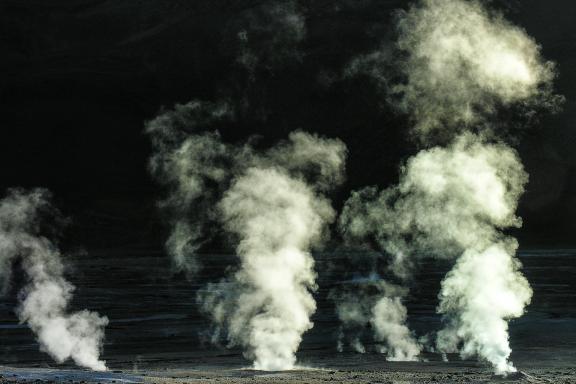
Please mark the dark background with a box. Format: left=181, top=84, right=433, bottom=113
left=1, top=1, right=576, bottom=370
left=1, top=0, right=576, bottom=250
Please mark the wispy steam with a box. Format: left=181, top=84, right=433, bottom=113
left=340, top=0, right=560, bottom=373
left=331, top=278, right=420, bottom=360
left=342, top=134, right=530, bottom=371
left=0, top=189, right=108, bottom=371
left=333, top=290, right=371, bottom=354
left=342, top=133, right=528, bottom=273
left=217, top=167, right=334, bottom=370
left=228, top=1, right=306, bottom=74
left=145, top=99, right=348, bottom=283
left=145, top=101, right=236, bottom=277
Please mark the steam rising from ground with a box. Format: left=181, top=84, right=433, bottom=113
left=340, top=0, right=560, bottom=374
left=342, top=134, right=527, bottom=272
left=148, top=101, right=346, bottom=370
left=146, top=2, right=341, bottom=367
left=437, top=241, right=532, bottom=373
left=202, top=132, right=345, bottom=370
left=331, top=278, right=420, bottom=360
left=217, top=167, right=335, bottom=370
left=348, top=0, right=559, bottom=142
left=0, top=189, right=108, bottom=371
left=341, top=134, right=531, bottom=372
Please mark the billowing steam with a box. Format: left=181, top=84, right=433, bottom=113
left=393, top=0, right=556, bottom=139
left=340, top=0, right=560, bottom=374
left=148, top=101, right=346, bottom=370
left=0, top=189, right=108, bottom=371
left=341, top=133, right=531, bottom=371
left=217, top=167, right=334, bottom=370
left=437, top=241, right=532, bottom=373
left=203, top=131, right=345, bottom=370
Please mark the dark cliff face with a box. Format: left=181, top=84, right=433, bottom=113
left=1, top=0, right=576, bottom=248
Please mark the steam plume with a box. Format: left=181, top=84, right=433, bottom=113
left=198, top=131, right=345, bottom=370
left=340, top=0, right=560, bottom=373
left=341, top=133, right=531, bottom=371
left=217, top=167, right=334, bottom=370
left=147, top=99, right=346, bottom=370
left=349, top=0, right=560, bottom=142
left=0, top=189, right=108, bottom=371
left=342, top=133, right=528, bottom=273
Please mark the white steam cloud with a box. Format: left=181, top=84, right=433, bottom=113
left=437, top=241, right=532, bottom=374
left=393, top=0, right=556, bottom=139
left=217, top=167, right=334, bottom=370
left=146, top=100, right=347, bottom=282
left=0, top=189, right=108, bottom=371
left=342, top=133, right=528, bottom=272
left=148, top=100, right=347, bottom=370
left=200, top=131, right=345, bottom=371
left=342, top=134, right=531, bottom=372
left=340, top=0, right=560, bottom=374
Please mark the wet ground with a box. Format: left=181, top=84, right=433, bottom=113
left=0, top=247, right=575, bottom=382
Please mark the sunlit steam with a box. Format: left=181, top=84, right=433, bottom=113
left=393, top=0, right=557, bottom=140
left=340, top=0, right=560, bottom=373
left=201, top=131, right=345, bottom=370
left=347, top=135, right=530, bottom=373
left=218, top=167, right=334, bottom=370
left=148, top=99, right=346, bottom=371
left=0, top=189, right=108, bottom=371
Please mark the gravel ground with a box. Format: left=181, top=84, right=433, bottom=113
left=139, top=367, right=576, bottom=384
left=1, top=363, right=575, bottom=384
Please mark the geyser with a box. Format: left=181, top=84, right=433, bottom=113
left=148, top=101, right=346, bottom=370
left=331, top=278, right=421, bottom=360
left=203, top=131, right=345, bottom=370
left=0, top=188, right=108, bottom=371
left=217, top=167, right=334, bottom=370
left=343, top=133, right=531, bottom=372
left=340, top=0, right=561, bottom=373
